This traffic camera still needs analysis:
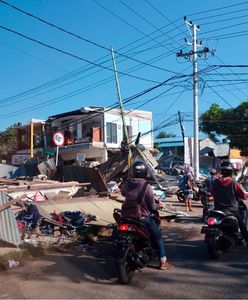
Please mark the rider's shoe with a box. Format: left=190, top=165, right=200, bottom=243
left=160, top=261, right=174, bottom=270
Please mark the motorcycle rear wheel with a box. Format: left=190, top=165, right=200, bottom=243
left=207, top=236, right=221, bottom=259
left=176, top=190, right=185, bottom=203
left=116, top=246, right=136, bottom=284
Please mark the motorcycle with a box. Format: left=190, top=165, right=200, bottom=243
left=112, top=208, right=160, bottom=284
left=200, top=186, right=215, bottom=221
left=201, top=200, right=248, bottom=259
left=176, top=181, right=204, bottom=204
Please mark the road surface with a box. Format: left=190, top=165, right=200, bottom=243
left=0, top=197, right=247, bottom=299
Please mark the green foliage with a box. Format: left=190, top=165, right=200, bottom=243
left=156, top=131, right=176, bottom=139
left=0, top=124, right=18, bottom=158
left=199, top=102, right=248, bottom=155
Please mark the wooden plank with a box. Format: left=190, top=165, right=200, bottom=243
left=0, top=193, right=27, bottom=212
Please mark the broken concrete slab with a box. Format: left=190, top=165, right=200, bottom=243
left=62, top=166, right=108, bottom=195
left=35, top=196, right=122, bottom=226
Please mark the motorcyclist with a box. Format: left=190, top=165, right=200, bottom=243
left=204, top=168, right=218, bottom=192
left=211, top=161, right=248, bottom=246
left=121, top=161, right=174, bottom=270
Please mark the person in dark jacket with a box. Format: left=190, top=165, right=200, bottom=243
left=121, top=161, right=174, bottom=270
left=211, top=161, right=248, bottom=245
left=203, top=168, right=219, bottom=192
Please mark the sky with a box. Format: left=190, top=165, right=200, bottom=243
left=0, top=0, right=248, bottom=138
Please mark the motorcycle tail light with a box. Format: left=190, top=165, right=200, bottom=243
left=207, top=217, right=217, bottom=226
left=118, top=224, right=129, bottom=231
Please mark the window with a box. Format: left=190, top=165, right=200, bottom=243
left=106, top=122, right=117, bottom=144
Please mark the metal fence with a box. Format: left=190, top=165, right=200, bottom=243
left=0, top=191, right=21, bottom=246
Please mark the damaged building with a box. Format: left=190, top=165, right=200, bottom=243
left=10, top=107, right=154, bottom=167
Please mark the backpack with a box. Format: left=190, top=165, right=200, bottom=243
left=121, top=182, right=148, bottom=220
left=178, top=175, right=187, bottom=190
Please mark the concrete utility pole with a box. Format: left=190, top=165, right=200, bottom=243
left=176, top=17, right=214, bottom=179
left=110, top=47, right=129, bottom=144
left=110, top=46, right=131, bottom=166
left=30, top=120, right=34, bottom=159
left=178, top=111, right=185, bottom=142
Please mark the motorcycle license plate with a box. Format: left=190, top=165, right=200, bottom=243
left=201, top=226, right=219, bottom=234
left=114, top=237, right=129, bottom=246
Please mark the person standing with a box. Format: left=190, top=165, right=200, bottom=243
left=184, top=165, right=195, bottom=212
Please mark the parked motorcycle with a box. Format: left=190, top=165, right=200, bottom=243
left=176, top=181, right=204, bottom=204
left=201, top=200, right=248, bottom=259
left=112, top=208, right=159, bottom=284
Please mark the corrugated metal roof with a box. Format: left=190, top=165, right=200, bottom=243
left=159, top=142, right=184, bottom=147
left=0, top=191, right=21, bottom=246
left=154, top=134, right=209, bottom=144
left=154, top=137, right=183, bottom=143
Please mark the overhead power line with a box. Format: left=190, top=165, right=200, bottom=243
left=0, top=24, right=161, bottom=84
left=188, top=1, right=248, bottom=17
left=118, top=0, right=183, bottom=47
left=0, top=0, right=180, bottom=75
left=0, top=71, right=191, bottom=122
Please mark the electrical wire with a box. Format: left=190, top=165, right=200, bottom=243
left=0, top=24, right=162, bottom=84
left=188, top=1, right=248, bottom=18
left=118, top=0, right=184, bottom=48
left=0, top=0, right=181, bottom=76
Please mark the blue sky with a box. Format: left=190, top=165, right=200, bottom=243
left=0, top=0, right=248, bottom=138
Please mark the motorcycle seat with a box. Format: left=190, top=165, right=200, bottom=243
left=208, top=209, right=225, bottom=217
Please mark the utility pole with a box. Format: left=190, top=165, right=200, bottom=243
left=111, top=46, right=131, bottom=166
left=30, top=120, right=34, bottom=159
left=176, top=17, right=214, bottom=179
left=178, top=111, right=185, bottom=142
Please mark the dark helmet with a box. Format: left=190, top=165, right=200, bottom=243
left=220, top=161, right=234, bottom=177
left=210, top=168, right=217, bottom=175
left=131, top=161, right=148, bottom=179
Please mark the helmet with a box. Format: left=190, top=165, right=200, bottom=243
left=220, top=161, right=234, bottom=177
left=210, top=168, right=217, bottom=175
left=131, top=161, right=148, bottom=179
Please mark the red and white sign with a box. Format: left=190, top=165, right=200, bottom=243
left=33, top=191, right=46, bottom=202
left=53, top=131, right=64, bottom=146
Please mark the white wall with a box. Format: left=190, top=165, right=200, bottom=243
left=59, top=147, right=106, bottom=163
left=200, top=138, right=216, bottom=150
left=104, top=110, right=153, bottom=149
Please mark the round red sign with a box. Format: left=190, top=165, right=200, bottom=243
left=53, top=132, right=64, bottom=146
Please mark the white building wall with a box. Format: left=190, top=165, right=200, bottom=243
left=104, top=110, right=153, bottom=149
left=104, top=112, right=124, bottom=148
left=59, top=147, right=106, bottom=163
left=200, top=138, right=216, bottom=151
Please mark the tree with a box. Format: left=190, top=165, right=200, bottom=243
left=199, top=102, right=248, bottom=155
left=0, top=124, right=18, bottom=160
left=156, top=131, right=176, bottom=139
